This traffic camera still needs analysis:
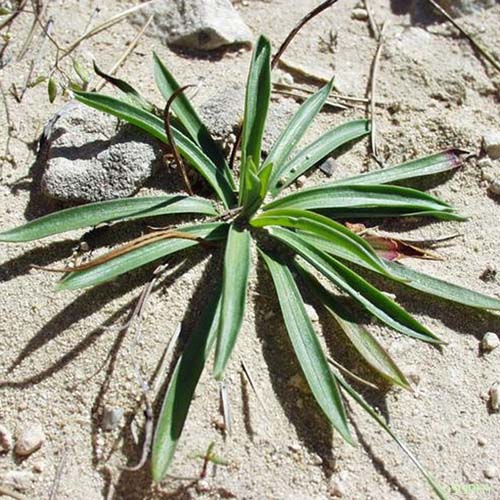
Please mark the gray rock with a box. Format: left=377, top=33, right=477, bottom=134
left=14, top=423, right=45, bottom=456
left=41, top=103, right=162, bottom=203
left=483, top=132, right=500, bottom=159
left=481, top=332, right=500, bottom=352
left=399, top=0, right=497, bottom=22
left=198, top=85, right=300, bottom=156
left=102, top=407, right=124, bottom=431
left=131, top=0, right=252, bottom=51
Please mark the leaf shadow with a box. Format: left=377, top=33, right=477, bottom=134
left=253, top=260, right=335, bottom=476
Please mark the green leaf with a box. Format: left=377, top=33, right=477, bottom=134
left=259, top=248, right=353, bottom=444
left=333, top=149, right=470, bottom=186
left=213, top=225, right=251, bottom=379
left=93, top=61, right=155, bottom=112
left=270, top=119, right=370, bottom=194
left=57, top=223, right=227, bottom=290
left=251, top=208, right=391, bottom=277
left=384, top=260, right=500, bottom=311
left=265, top=183, right=460, bottom=220
left=73, top=90, right=236, bottom=208
left=296, top=263, right=411, bottom=389
left=336, top=373, right=447, bottom=500
left=0, top=196, right=217, bottom=242
left=268, top=227, right=443, bottom=344
left=263, top=79, right=334, bottom=182
left=48, top=77, right=57, bottom=103
left=73, top=59, right=91, bottom=85
left=152, top=52, right=234, bottom=188
left=241, top=158, right=263, bottom=217
left=152, top=285, right=222, bottom=481
left=305, top=231, right=500, bottom=311
left=239, top=36, right=271, bottom=203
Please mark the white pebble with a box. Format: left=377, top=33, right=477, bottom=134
left=483, top=132, right=500, bottom=159
left=304, top=303, right=319, bottom=322
left=295, top=175, right=306, bottom=188
left=481, top=332, right=500, bottom=352
left=351, top=8, right=368, bottom=21
left=15, top=423, right=45, bottom=456
left=0, top=424, right=13, bottom=452
left=102, top=407, right=124, bottom=431
left=488, top=178, right=500, bottom=195
left=489, top=382, right=500, bottom=411
left=277, top=72, right=294, bottom=86
left=484, top=465, right=497, bottom=479
left=330, top=471, right=349, bottom=497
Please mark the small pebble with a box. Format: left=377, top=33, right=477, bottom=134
left=102, top=407, right=124, bottom=431
left=489, top=382, right=499, bottom=411
left=330, top=471, right=349, bottom=497
left=477, top=436, right=487, bottom=446
left=480, top=264, right=497, bottom=282
left=483, top=132, right=500, bottom=159
left=15, top=423, right=45, bottom=456
left=304, top=303, right=319, bottom=322
left=288, top=442, right=301, bottom=453
left=31, top=460, right=45, bottom=473
left=0, top=470, right=36, bottom=491
left=295, top=175, right=306, bottom=188
left=481, top=332, right=500, bottom=352
left=319, top=158, right=335, bottom=177
left=351, top=8, right=368, bottom=21
left=488, top=178, right=500, bottom=195
left=483, top=465, right=497, bottom=479
left=0, top=424, right=13, bottom=452
left=277, top=72, right=294, bottom=86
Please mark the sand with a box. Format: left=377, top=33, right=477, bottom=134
left=0, top=1, right=499, bottom=499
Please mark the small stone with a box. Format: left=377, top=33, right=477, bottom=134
left=288, top=442, right=301, bottom=453
left=489, top=382, right=499, bottom=411
left=483, top=132, right=500, bottom=159
left=351, top=8, right=368, bottom=21
left=330, top=471, right=349, bottom=497
left=484, top=465, right=497, bottom=479
left=481, top=332, right=500, bottom=352
left=276, top=72, right=294, bottom=86
left=0, top=424, right=13, bottom=452
left=488, top=178, right=500, bottom=195
left=319, top=158, right=335, bottom=177
left=0, top=470, right=36, bottom=491
left=477, top=436, right=487, bottom=446
left=130, top=0, right=253, bottom=51
left=304, top=303, right=319, bottom=322
left=15, top=423, right=45, bottom=456
left=31, top=460, right=45, bottom=473
left=295, top=175, right=306, bottom=188
left=404, top=366, right=421, bottom=386
left=196, top=479, right=210, bottom=493
left=102, top=407, right=124, bottom=431
left=480, top=264, right=497, bottom=282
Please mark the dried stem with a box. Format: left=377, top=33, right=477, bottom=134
left=164, top=85, right=194, bottom=195
left=48, top=452, right=68, bottom=500
left=328, top=357, right=379, bottom=390
left=364, top=0, right=380, bottom=40
left=369, top=21, right=389, bottom=166
left=425, top=0, right=500, bottom=74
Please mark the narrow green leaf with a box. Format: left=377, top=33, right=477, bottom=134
left=333, top=149, right=470, bottom=186
left=296, top=263, right=411, bottom=389
left=0, top=196, right=217, bottom=242
left=152, top=286, right=222, bottom=481
left=305, top=231, right=500, bottom=311
left=239, top=36, right=271, bottom=202
left=268, top=227, right=443, bottom=344
left=259, top=248, right=353, bottom=444
left=336, top=373, right=447, bottom=500
left=251, top=208, right=391, bottom=277
left=73, top=90, right=236, bottom=208
left=385, top=260, right=500, bottom=311
left=265, top=183, right=459, bottom=220
left=263, top=79, right=334, bottom=181
left=241, top=158, right=263, bottom=216
left=270, top=119, right=370, bottom=195
left=73, top=59, right=91, bottom=85
left=57, top=223, right=227, bottom=290
left=93, top=61, right=155, bottom=112
left=213, top=225, right=251, bottom=379
left=152, top=52, right=234, bottom=188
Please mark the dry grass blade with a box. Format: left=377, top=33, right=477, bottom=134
left=327, top=356, right=380, bottom=390
left=0, top=0, right=28, bottom=31
left=164, top=85, right=195, bottom=195
left=32, top=230, right=203, bottom=273
left=95, top=14, right=154, bottom=92
left=369, top=21, right=389, bottom=166
left=425, top=0, right=500, bottom=73
left=364, top=0, right=380, bottom=40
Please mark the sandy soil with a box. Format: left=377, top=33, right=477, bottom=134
left=0, top=1, right=499, bottom=499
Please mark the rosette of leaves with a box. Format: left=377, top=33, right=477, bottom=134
left=2, top=37, right=499, bottom=498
